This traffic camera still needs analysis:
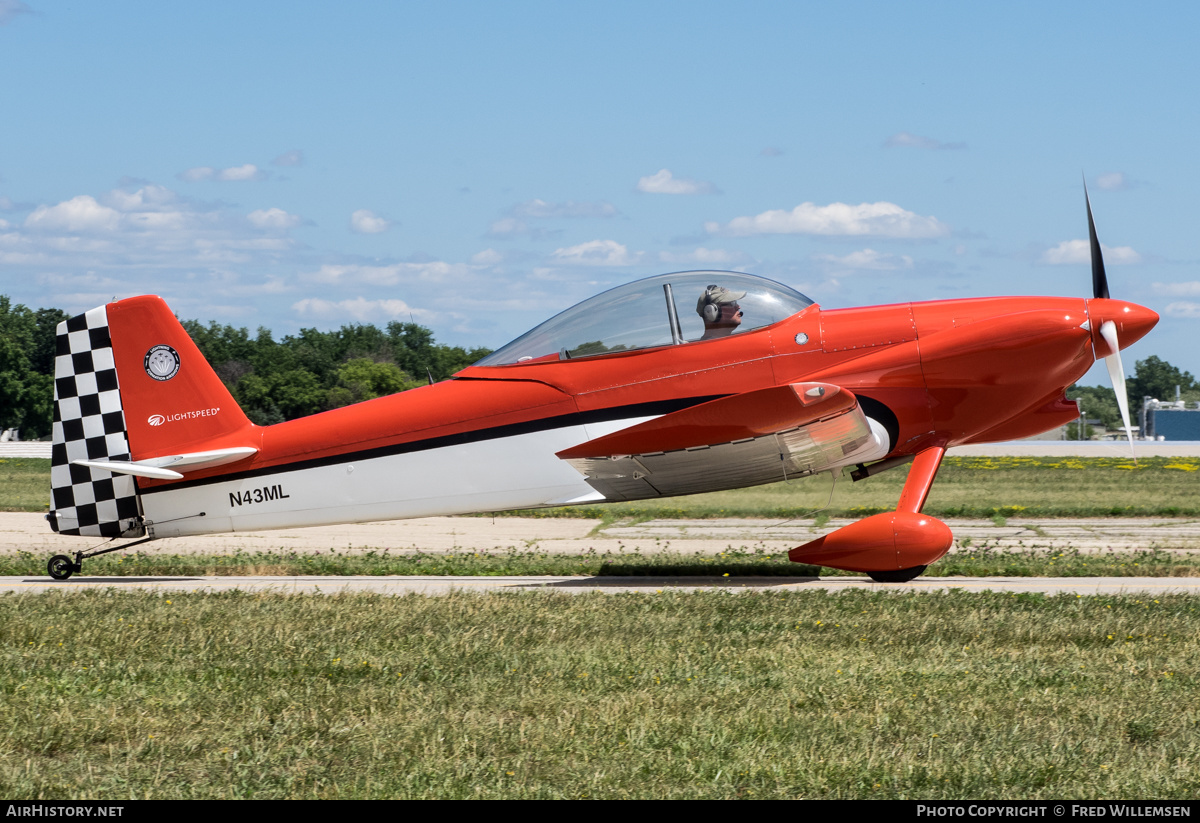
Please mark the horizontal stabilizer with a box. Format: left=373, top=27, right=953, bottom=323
left=71, top=460, right=184, bottom=480
left=71, top=446, right=258, bottom=481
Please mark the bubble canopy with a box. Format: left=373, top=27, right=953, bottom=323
left=474, top=271, right=814, bottom=367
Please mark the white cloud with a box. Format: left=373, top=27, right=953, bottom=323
left=883, top=132, right=967, bottom=151
left=272, top=149, right=305, bottom=167
left=1096, top=172, right=1132, bottom=191
left=349, top=209, right=391, bottom=234
left=0, top=1, right=32, bottom=25
left=0, top=195, right=34, bottom=212
left=1165, top=302, right=1200, bottom=318
left=658, top=247, right=746, bottom=266
left=550, top=239, right=639, bottom=266
left=487, top=217, right=526, bottom=237
left=813, top=248, right=914, bottom=270
left=217, top=164, right=264, bottom=181
left=1153, top=281, right=1200, bottom=297
left=248, top=208, right=302, bottom=230
left=511, top=199, right=618, bottom=219
left=103, top=184, right=177, bottom=211
left=25, top=196, right=122, bottom=233
left=178, top=163, right=266, bottom=182
left=292, top=297, right=431, bottom=324
left=23, top=186, right=224, bottom=237
left=636, top=169, right=716, bottom=195
left=302, top=261, right=474, bottom=286
left=179, top=167, right=215, bottom=182
left=1041, top=239, right=1141, bottom=265
left=471, top=248, right=503, bottom=265
left=489, top=199, right=617, bottom=237
left=3, top=183, right=311, bottom=313
left=706, top=201, right=949, bottom=238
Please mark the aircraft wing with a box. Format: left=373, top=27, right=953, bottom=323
left=557, top=382, right=879, bottom=501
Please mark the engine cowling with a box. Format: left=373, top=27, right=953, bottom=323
left=788, top=511, right=953, bottom=573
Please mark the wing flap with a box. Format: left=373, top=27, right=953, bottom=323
left=558, top=383, right=880, bottom=501
left=557, top=382, right=853, bottom=460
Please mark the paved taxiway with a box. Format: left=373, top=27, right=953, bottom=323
left=4, top=509, right=1200, bottom=600
left=6, top=513, right=1200, bottom=556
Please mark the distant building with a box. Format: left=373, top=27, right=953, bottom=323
left=1142, top=399, right=1200, bottom=441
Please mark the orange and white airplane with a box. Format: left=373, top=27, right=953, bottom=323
left=45, top=197, right=1157, bottom=581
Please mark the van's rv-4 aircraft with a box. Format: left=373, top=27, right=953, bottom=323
left=45, top=196, right=1157, bottom=582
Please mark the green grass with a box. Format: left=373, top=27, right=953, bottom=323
left=7, top=545, right=1200, bottom=579
left=514, top=456, right=1200, bottom=520
left=6, top=456, right=1200, bottom=516
left=2, top=588, right=1198, bottom=799
left=0, top=459, right=52, bottom=512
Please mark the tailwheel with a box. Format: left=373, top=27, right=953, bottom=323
left=45, top=534, right=154, bottom=582
left=48, top=554, right=78, bottom=581
left=867, top=565, right=926, bottom=583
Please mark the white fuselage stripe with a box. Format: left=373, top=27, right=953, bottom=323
left=140, top=416, right=657, bottom=538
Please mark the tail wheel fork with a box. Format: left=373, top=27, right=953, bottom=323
left=46, top=535, right=156, bottom=581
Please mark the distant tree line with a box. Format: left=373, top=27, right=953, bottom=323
left=0, top=295, right=492, bottom=437
left=0, top=296, right=68, bottom=440
left=180, top=318, right=492, bottom=425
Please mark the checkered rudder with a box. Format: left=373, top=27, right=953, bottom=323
left=48, top=306, right=144, bottom=537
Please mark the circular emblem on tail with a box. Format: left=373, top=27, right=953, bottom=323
left=144, top=345, right=180, bottom=381
left=147, top=414, right=165, bottom=426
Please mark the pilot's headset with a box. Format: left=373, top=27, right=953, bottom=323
left=697, top=285, right=745, bottom=323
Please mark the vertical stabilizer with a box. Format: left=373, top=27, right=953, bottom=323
left=105, top=296, right=253, bottom=458
left=49, top=296, right=257, bottom=537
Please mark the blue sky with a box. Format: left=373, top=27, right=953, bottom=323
left=1, top=1, right=1197, bottom=385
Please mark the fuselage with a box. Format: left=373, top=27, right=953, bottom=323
left=131, top=293, right=1157, bottom=539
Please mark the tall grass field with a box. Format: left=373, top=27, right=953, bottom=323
left=1, top=589, right=1196, bottom=799
left=4, top=456, right=1199, bottom=799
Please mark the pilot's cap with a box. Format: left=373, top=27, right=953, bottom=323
left=697, top=285, right=746, bottom=318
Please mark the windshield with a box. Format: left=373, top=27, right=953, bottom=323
left=475, top=271, right=813, bottom=366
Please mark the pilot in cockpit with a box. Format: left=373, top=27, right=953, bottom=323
left=696, top=284, right=746, bottom=340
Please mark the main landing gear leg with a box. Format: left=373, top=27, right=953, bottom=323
left=866, top=444, right=947, bottom=584
left=47, top=535, right=156, bottom=581
left=789, top=443, right=953, bottom=581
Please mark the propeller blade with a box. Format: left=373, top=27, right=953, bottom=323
left=1086, top=185, right=1110, bottom=299
left=1099, top=320, right=1136, bottom=461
